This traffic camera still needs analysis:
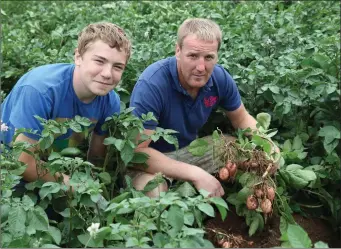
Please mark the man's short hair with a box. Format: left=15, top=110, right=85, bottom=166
left=177, top=18, right=222, bottom=51
left=77, top=22, right=132, bottom=60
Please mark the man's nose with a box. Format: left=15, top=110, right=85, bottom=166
left=196, top=57, right=205, bottom=72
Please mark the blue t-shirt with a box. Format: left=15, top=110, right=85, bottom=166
left=1, top=63, right=120, bottom=150
left=130, top=56, right=241, bottom=152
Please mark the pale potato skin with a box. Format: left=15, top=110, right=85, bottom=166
left=217, top=238, right=225, bottom=246
left=261, top=199, right=272, bottom=214
left=246, top=195, right=258, bottom=210
left=255, top=188, right=264, bottom=198
left=222, top=241, right=232, bottom=248
left=266, top=187, right=275, bottom=202
left=226, top=162, right=237, bottom=178
left=219, top=167, right=230, bottom=181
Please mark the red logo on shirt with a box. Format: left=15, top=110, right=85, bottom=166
left=204, top=96, right=218, bottom=107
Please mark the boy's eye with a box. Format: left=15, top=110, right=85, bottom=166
left=95, top=60, right=104, bottom=64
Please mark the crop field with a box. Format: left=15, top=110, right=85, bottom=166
left=1, top=1, right=340, bottom=248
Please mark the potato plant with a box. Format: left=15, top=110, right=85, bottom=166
left=189, top=112, right=320, bottom=241
left=1, top=1, right=340, bottom=246
left=0, top=107, right=229, bottom=248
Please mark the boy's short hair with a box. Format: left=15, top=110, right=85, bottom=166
left=177, top=18, right=222, bottom=51
left=77, top=22, right=132, bottom=60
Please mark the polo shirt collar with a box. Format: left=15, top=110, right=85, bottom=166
left=169, top=56, right=213, bottom=96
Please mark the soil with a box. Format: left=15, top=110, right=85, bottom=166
left=204, top=208, right=340, bottom=248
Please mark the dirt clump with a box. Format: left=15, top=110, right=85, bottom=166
left=205, top=208, right=340, bottom=248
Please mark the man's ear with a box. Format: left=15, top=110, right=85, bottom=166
left=175, top=43, right=181, bottom=60
left=74, top=48, right=82, bottom=66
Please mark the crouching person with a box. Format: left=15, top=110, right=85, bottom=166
left=1, top=22, right=132, bottom=219
left=129, top=18, right=279, bottom=198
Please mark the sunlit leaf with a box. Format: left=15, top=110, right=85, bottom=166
left=60, top=147, right=81, bottom=156
left=167, top=205, right=184, bottom=234
left=256, top=112, right=271, bottom=130
left=314, top=241, right=329, bottom=248
left=188, top=138, right=209, bottom=157
left=287, top=224, right=312, bottom=248
left=8, top=206, right=26, bottom=237
left=248, top=216, right=260, bottom=236
left=197, top=203, right=215, bottom=217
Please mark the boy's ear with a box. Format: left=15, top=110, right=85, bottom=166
left=74, top=48, right=81, bottom=66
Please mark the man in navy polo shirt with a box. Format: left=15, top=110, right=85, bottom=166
left=130, top=18, right=277, bottom=197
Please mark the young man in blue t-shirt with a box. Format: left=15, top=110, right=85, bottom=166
left=1, top=22, right=131, bottom=188
left=130, top=18, right=279, bottom=197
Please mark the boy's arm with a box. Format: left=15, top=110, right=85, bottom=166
left=87, top=132, right=107, bottom=165
left=16, top=133, right=70, bottom=184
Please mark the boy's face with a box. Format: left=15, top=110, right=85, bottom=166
left=74, top=39, right=127, bottom=99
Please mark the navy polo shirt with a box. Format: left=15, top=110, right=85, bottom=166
left=130, top=56, right=241, bottom=152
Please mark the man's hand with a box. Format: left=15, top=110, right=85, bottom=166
left=190, top=167, right=225, bottom=197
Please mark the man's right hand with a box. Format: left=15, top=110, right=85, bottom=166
left=135, top=144, right=225, bottom=197
left=190, top=166, right=225, bottom=197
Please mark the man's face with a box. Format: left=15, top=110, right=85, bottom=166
left=74, top=39, right=127, bottom=98
left=175, top=34, right=218, bottom=93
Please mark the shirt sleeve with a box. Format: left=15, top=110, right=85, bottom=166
left=94, top=91, right=121, bottom=136
left=129, top=79, right=162, bottom=130
left=217, top=66, right=242, bottom=111
left=9, top=86, right=52, bottom=141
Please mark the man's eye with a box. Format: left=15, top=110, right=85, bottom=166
left=95, top=60, right=104, bottom=64
left=189, top=54, right=197, bottom=58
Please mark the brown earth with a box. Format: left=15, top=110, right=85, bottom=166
left=205, top=208, right=340, bottom=248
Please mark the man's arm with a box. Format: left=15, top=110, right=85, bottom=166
left=225, top=103, right=258, bottom=130
left=135, top=129, right=225, bottom=197
left=16, top=134, right=70, bottom=184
